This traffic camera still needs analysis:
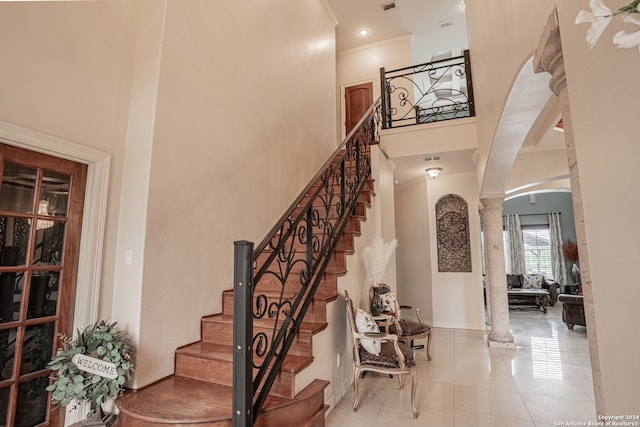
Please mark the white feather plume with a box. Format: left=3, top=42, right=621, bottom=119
left=362, top=238, right=398, bottom=286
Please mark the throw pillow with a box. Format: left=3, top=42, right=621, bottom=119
left=522, top=274, right=544, bottom=289
left=380, top=291, right=398, bottom=313
left=354, top=308, right=381, bottom=355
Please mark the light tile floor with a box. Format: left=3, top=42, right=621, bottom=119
left=326, top=303, right=596, bottom=427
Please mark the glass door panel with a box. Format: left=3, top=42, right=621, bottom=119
left=0, top=145, right=86, bottom=426
left=0, top=216, right=30, bottom=267
left=0, top=163, right=37, bottom=214
left=0, top=274, right=23, bottom=324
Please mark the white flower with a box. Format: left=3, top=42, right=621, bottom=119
left=612, top=8, right=640, bottom=52
left=575, top=0, right=613, bottom=48
left=613, top=29, right=640, bottom=51
left=622, top=11, right=640, bottom=26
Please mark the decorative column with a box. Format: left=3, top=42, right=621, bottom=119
left=479, top=203, right=491, bottom=327
left=533, top=9, right=603, bottom=411
left=480, top=196, right=514, bottom=348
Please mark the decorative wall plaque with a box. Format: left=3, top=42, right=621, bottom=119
left=436, top=194, right=472, bottom=272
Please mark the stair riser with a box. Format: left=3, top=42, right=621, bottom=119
left=175, top=354, right=296, bottom=399
left=222, top=292, right=327, bottom=323
left=254, top=272, right=338, bottom=296
left=255, top=391, right=326, bottom=427
left=116, top=414, right=230, bottom=427
left=201, top=322, right=313, bottom=357
left=255, top=250, right=347, bottom=274
left=256, top=233, right=357, bottom=258
left=291, top=199, right=370, bottom=221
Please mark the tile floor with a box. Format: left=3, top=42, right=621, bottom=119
left=326, top=303, right=596, bottom=427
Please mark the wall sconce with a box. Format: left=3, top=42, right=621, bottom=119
left=425, top=167, right=442, bottom=180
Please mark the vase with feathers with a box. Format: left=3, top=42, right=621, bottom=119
left=362, top=238, right=398, bottom=315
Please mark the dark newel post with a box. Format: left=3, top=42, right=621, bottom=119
left=463, top=49, right=475, bottom=117
left=233, top=240, right=254, bottom=427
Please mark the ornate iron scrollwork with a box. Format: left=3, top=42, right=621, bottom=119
left=381, top=50, right=475, bottom=129
left=236, top=99, right=380, bottom=423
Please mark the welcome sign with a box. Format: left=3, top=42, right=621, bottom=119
left=72, top=354, right=118, bottom=380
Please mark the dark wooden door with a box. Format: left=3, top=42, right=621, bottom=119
left=0, top=145, right=87, bottom=426
left=345, top=82, right=373, bottom=135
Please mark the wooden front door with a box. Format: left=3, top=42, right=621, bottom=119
left=345, top=82, right=373, bottom=135
left=0, top=145, right=87, bottom=426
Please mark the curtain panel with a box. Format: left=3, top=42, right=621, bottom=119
left=548, top=212, right=568, bottom=288
left=504, top=214, right=526, bottom=274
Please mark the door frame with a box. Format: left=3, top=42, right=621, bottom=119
left=341, top=79, right=377, bottom=141
left=0, top=120, right=110, bottom=425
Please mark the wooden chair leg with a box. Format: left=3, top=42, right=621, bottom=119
left=410, top=368, right=418, bottom=419
left=353, top=369, right=360, bottom=411
left=426, top=331, right=432, bottom=361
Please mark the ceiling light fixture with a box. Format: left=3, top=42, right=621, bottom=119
left=425, top=167, right=443, bottom=180
left=358, top=28, right=370, bottom=37
left=37, top=199, right=54, bottom=230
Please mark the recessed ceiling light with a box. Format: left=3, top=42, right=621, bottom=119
left=358, top=28, right=370, bottom=37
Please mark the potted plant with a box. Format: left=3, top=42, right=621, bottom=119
left=47, top=321, right=134, bottom=426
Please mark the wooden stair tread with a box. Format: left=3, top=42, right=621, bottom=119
left=176, top=342, right=313, bottom=373
left=117, top=376, right=329, bottom=425
left=117, top=376, right=238, bottom=423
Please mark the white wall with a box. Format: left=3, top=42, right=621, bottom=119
left=336, top=36, right=412, bottom=139
left=507, top=148, right=569, bottom=193
left=0, top=0, right=345, bottom=391
left=427, top=173, right=485, bottom=330
left=0, top=1, right=134, bottom=321
left=395, top=179, right=432, bottom=321
left=394, top=173, right=484, bottom=330
left=465, top=0, right=557, bottom=187
left=136, top=0, right=339, bottom=387
left=555, top=0, right=640, bottom=415
left=381, top=118, right=477, bottom=159
left=369, top=149, right=398, bottom=290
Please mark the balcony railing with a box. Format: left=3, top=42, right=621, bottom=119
left=380, top=49, right=475, bottom=129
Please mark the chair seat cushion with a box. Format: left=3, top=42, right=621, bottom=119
left=389, top=320, right=430, bottom=337
left=359, top=341, right=416, bottom=368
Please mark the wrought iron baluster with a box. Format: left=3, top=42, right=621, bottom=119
left=380, top=50, right=475, bottom=128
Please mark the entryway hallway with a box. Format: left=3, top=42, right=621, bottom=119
left=326, top=304, right=595, bottom=426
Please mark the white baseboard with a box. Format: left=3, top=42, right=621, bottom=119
left=431, top=320, right=486, bottom=330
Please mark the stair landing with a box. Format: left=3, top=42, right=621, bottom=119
left=116, top=377, right=329, bottom=427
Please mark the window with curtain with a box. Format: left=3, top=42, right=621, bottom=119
left=521, top=225, right=553, bottom=277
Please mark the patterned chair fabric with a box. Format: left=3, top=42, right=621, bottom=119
left=359, top=341, right=416, bottom=368
left=389, top=320, right=430, bottom=337
left=344, top=290, right=419, bottom=419
left=373, top=285, right=433, bottom=361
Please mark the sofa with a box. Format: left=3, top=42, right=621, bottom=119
left=558, top=294, right=586, bottom=329
left=506, top=274, right=560, bottom=306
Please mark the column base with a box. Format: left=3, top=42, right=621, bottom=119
left=488, top=331, right=515, bottom=349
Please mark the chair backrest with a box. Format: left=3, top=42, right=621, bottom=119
left=344, top=290, right=362, bottom=365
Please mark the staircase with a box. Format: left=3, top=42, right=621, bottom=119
left=114, top=165, right=375, bottom=426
